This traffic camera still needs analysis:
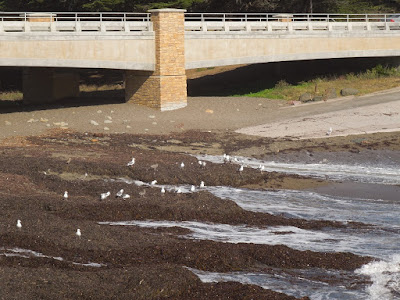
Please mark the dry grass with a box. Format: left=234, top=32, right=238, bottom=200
left=0, top=90, right=23, bottom=101
left=79, top=83, right=124, bottom=92
left=239, top=65, right=400, bottom=101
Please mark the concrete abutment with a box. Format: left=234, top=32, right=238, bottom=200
left=23, top=68, right=79, bottom=105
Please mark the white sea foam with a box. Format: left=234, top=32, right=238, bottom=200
left=195, top=154, right=400, bottom=185
left=356, top=254, right=400, bottom=300
left=0, top=247, right=105, bottom=268
left=99, top=220, right=398, bottom=259
left=188, top=267, right=369, bottom=300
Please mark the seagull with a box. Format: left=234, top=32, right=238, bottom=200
left=259, top=165, right=265, bottom=172
left=122, top=194, right=130, bottom=199
left=116, top=189, right=124, bottom=198
left=180, top=162, right=185, bottom=168
left=127, top=157, right=135, bottom=166
left=176, top=188, right=182, bottom=194
left=198, top=160, right=203, bottom=166
left=200, top=181, right=205, bottom=188
left=190, top=185, right=196, bottom=192
left=151, top=180, right=157, bottom=185
left=201, top=161, right=206, bottom=168
left=100, top=191, right=111, bottom=200
left=17, top=219, right=22, bottom=229
left=238, top=165, right=244, bottom=172
left=63, top=191, right=68, bottom=199
left=161, top=187, right=166, bottom=194
left=139, top=189, right=146, bottom=198
left=76, top=229, right=81, bottom=237
left=326, top=127, right=333, bottom=136
left=223, top=154, right=230, bottom=163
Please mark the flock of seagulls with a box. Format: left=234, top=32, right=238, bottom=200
left=16, top=154, right=259, bottom=238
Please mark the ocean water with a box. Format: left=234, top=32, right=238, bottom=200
left=105, top=155, right=400, bottom=299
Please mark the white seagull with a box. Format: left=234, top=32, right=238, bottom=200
left=127, top=157, right=135, bottom=166
left=201, top=161, right=206, bottom=168
left=161, top=187, right=166, bottom=194
left=200, top=181, right=205, bottom=188
left=326, top=127, right=333, bottom=136
left=17, top=219, right=22, bottom=229
left=198, top=160, right=203, bottom=165
left=190, top=185, right=196, bottom=192
left=100, top=191, right=111, bottom=200
left=176, top=188, right=182, bottom=194
left=63, top=191, right=68, bottom=199
left=151, top=180, right=157, bottom=185
left=223, top=154, right=230, bottom=163
left=116, top=189, right=124, bottom=198
left=76, top=229, right=81, bottom=237
left=180, top=162, right=185, bottom=168
left=259, top=165, right=265, bottom=172
left=238, top=165, right=244, bottom=172
left=122, top=194, right=130, bottom=199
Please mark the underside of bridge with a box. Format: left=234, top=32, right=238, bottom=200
left=2, top=10, right=400, bottom=110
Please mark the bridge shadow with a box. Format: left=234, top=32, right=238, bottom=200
left=187, top=57, right=400, bottom=97
left=0, top=92, right=125, bottom=114
left=0, top=69, right=125, bottom=114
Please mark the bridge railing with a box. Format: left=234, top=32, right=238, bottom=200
left=0, top=12, right=400, bottom=33
left=0, top=12, right=151, bottom=32
left=184, top=13, right=400, bottom=32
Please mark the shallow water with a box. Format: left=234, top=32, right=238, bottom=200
left=196, top=154, right=400, bottom=185
left=108, top=154, right=400, bottom=299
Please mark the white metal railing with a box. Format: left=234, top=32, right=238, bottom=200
left=184, top=13, right=400, bottom=32
left=0, top=12, right=151, bottom=32
left=0, top=12, right=400, bottom=33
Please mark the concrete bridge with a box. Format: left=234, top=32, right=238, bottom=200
left=1, top=10, right=400, bottom=110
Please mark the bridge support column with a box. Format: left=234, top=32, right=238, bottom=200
left=23, top=68, right=79, bottom=104
left=125, top=8, right=187, bottom=111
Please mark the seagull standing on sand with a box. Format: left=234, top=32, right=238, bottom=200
left=116, top=189, right=124, bottom=198
left=76, top=229, right=81, bottom=237
left=100, top=191, right=111, bottom=200
left=200, top=181, right=205, bottom=188
left=122, top=194, right=130, bottom=199
left=151, top=180, right=157, bottom=186
left=161, top=187, right=166, bottom=194
left=127, top=157, right=135, bottom=166
left=326, top=127, right=333, bottom=136
left=190, top=185, right=196, bottom=192
left=180, top=162, right=185, bottom=168
left=176, top=188, right=182, bottom=194
left=238, top=165, right=244, bottom=173
left=17, top=219, right=22, bottom=229
left=139, top=189, right=146, bottom=198
left=259, top=165, right=265, bottom=173
left=64, top=191, right=68, bottom=199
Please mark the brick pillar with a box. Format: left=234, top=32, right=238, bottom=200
left=23, top=68, right=79, bottom=104
left=125, top=8, right=187, bottom=111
